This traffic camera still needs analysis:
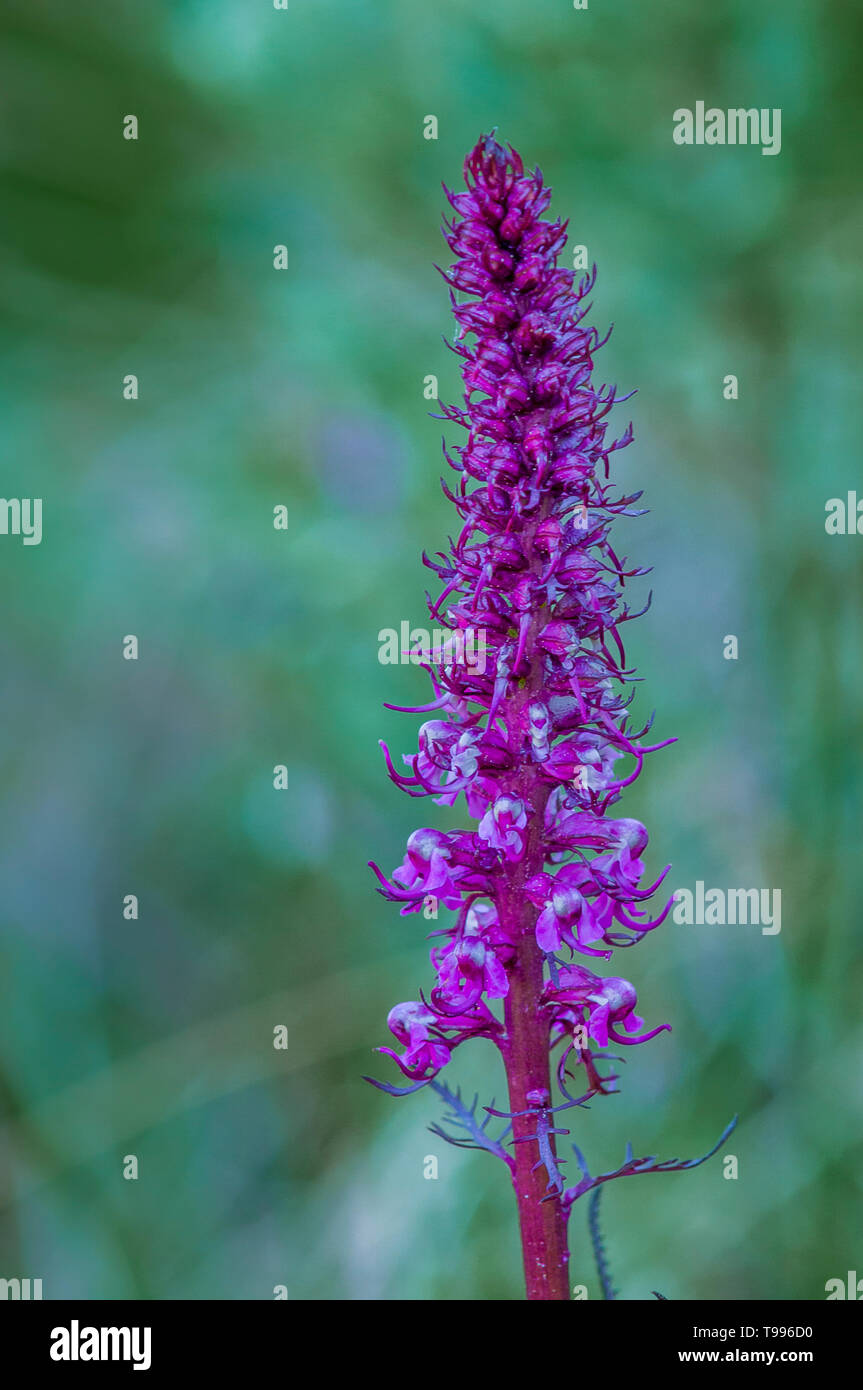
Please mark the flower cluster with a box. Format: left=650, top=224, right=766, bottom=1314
left=370, top=133, right=675, bottom=1089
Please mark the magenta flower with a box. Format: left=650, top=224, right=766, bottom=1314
left=544, top=964, right=671, bottom=1049
left=389, top=828, right=464, bottom=910
left=380, top=995, right=503, bottom=1080
left=526, top=864, right=612, bottom=956
left=380, top=1002, right=451, bottom=1080
left=367, top=133, right=734, bottom=1301
left=477, top=794, right=528, bottom=860
left=432, top=900, right=512, bottom=1009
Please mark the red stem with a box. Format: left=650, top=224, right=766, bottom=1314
left=502, top=926, right=571, bottom=1299
left=497, top=599, right=571, bottom=1299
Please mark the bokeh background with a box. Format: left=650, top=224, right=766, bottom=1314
left=0, top=0, right=860, bottom=1300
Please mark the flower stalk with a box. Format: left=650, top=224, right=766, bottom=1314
left=367, top=133, right=734, bottom=1301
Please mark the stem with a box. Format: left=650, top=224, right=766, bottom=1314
left=497, top=573, right=571, bottom=1298
left=503, top=929, right=571, bottom=1299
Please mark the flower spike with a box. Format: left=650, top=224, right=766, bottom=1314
left=367, top=133, right=733, bottom=1300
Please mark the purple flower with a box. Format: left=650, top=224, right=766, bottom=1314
left=380, top=1002, right=452, bottom=1080
left=378, top=994, right=504, bottom=1080
left=477, top=794, right=528, bottom=860
left=389, top=828, right=465, bottom=911
left=526, top=865, right=612, bottom=956
left=544, top=964, right=671, bottom=1048
left=367, top=134, right=731, bottom=1300
left=431, top=900, right=512, bottom=1009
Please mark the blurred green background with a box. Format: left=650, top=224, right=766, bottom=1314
left=0, top=0, right=860, bottom=1300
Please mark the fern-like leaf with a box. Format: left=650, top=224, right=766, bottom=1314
left=562, top=1115, right=738, bottom=1215
left=588, top=1187, right=617, bottom=1300
left=427, top=1082, right=515, bottom=1171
